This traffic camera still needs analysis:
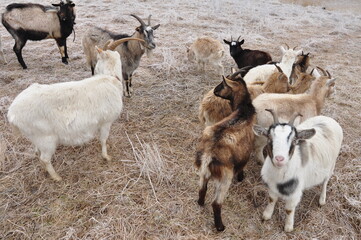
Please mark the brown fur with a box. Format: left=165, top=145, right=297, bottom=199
left=195, top=74, right=256, bottom=231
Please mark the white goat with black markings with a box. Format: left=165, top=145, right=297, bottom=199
left=244, top=44, right=302, bottom=84
left=82, top=14, right=160, bottom=97
left=253, top=109, right=343, bottom=232
left=7, top=37, right=137, bottom=181
left=187, top=36, right=225, bottom=75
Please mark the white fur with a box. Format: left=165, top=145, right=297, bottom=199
left=259, top=116, right=343, bottom=232
left=244, top=47, right=302, bottom=83
left=7, top=48, right=124, bottom=181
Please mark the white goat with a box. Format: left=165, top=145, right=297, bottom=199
left=244, top=45, right=302, bottom=84
left=252, top=68, right=336, bottom=163
left=253, top=110, right=343, bottom=232
left=0, top=34, right=7, bottom=64
left=7, top=39, right=134, bottom=181
left=187, top=36, right=225, bottom=75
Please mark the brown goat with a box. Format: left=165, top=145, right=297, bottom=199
left=289, top=51, right=311, bottom=84
left=288, top=68, right=316, bottom=94
left=199, top=66, right=288, bottom=126
left=195, top=71, right=256, bottom=231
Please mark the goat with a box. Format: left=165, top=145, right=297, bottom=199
left=195, top=70, right=256, bottom=231
left=199, top=65, right=288, bottom=127
left=7, top=37, right=136, bottom=181
left=2, top=0, right=76, bottom=69
left=223, top=36, right=272, bottom=69
left=243, top=44, right=302, bottom=84
left=82, top=14, right=160, bottom=97
left=253, top=109, right=343, bottom=232
left=252, top=67, right=336, bottom=163
left=289, top=51, right=311, bottom=84
left=0, top=34, right=7, bottom=64
left=287, top=68, right=316, bottom=94
left=187, top=36, right=225, bottom=75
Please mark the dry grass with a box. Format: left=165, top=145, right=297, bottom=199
left=0, top=0, right=360, bottom=239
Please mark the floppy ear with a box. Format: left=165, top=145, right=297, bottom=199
left=253, top=125, right=268, bottom=137
left=297, top=128, right=316, bottom=140
left=223, top=39, right=231, bottom=45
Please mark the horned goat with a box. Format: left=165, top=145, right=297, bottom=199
left=82, top=14, right=160, bottom=97
left=243, top=44, right=302, bottom=84
left=252, top=67, right=336, bottom=163
left=289, top=51, right=311, bottom=84
left=187, top=36, right=225, bottom=75
left=224, top=36, right=272, bottom=69
left=199, top=65, right=288, bottom=127
left=7, top=37, right=137, bottom=181
left=2, top=0, right=76, bottom=69
left=195, top=70, right=256, bottom=231
left=253, top=109, right=343, bottom=232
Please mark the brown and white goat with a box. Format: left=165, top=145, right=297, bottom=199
left=289, top=51, right=311, bottom=84
left=195, top=71, right=256, bottom=231
left=199, top=66, right=288, bottom=127
left=187, top=36, right=225, bottom=75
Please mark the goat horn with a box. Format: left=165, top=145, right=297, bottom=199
left=103, top=39, right=113, bottom=50
left=229, top=69, right=244, bottom=80
left=265, top=109, right=279, bottom=124
left=148, top=14, right=152, bottom=25
left=316, top=66, right=327, bottom=76
left=288, top=112, right=302, bottom=125
left=275, top=64, right=283, bottom=73
left=107, top=37, right=146, bottom=51
left=237, top=35, right=241, bottom=42
left=131, top=14, right=146, bottom=27
left=231, top=36, right=233, bottom=42
left=293, top=46, right=298, bottom=50
left=283, top=43, right=290, bottom=50
left=326, top=70, right=332, bottom=78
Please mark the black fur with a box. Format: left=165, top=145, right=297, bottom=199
left=277, top=178, right=299, bottom=196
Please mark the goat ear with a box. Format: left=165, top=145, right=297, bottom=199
left=223, top=39, right=231, bottom=45
left=135, top=26, right=141, bottom=32
left=280, top=46, right=286, bottom=54
left=297, top=128, right=316, bottom=140
left=253, top=125, right=268, bottom=137
left=52, top=3, right=61, bottom=7
left=239, top=39, right=244, bottom=45
left=295, top=49, right=303, bottom=56
left=312, top=68, right=321, bottom=78
left=152, top=24, right=160, bottom=30
left=326, top=78, right=336, bottom=86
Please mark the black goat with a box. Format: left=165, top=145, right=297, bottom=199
left=223, top=36, right=272, bottom=69
left=2, top=0, right=76, bottom=69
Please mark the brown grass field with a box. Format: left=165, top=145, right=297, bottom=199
left=0, top=0, right=360, bottom=239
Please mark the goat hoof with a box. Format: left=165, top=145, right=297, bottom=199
left=197, top=199, right=205, bottom=206
left=236, top=171, right=244, bottom=182
left=62, top=57, right=68, bottom=64
left=216, top=224, right=225, bottom=232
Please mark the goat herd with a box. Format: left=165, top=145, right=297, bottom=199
left=1, top=0, right=343, bottom=234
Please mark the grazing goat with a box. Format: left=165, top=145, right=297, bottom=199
left=187, top=36, right=225, bottom=75
left=82, top=14, right=160, bottom=97
left=289, top=51, right=311, bottom=84
left=0, top=34, right=7, bottom=64
left=7, top=38, right=136, bottom=181
left=244, top=44, right=302, bottom=84
left=253, top=109, right=343, bottom=232
left=2, top=0, right=76, bottom=69
left=224, top=36, right=272, bottom=69
left=252, top=67, right=336, bottom=163
left=195, top=70, right=256, bottom=231
left=199, top=65, right=288, bottom=127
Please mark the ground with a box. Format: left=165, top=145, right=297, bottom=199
left=0, top=0, right=360, bottom=239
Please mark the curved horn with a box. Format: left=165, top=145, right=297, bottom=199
left=237, top=35, right=242, bottom=42
left=229, top=69, right=244, bottom=80
left=147, top=15, right=152, bottom=25
left=107, top=37, right=146, bottom=51
left=103, top=39, right=113, bottom=50
left=316, top=66, right=327, bottom=76
left=293, top=46, right=298, bottom=50
left=274, top=64, right=283, bottom=73
left=288, top=112, right=302, bottom=125
left=326, top=70, right=332, bottom=78
left=265, top=109, right=279, bottom=124
left=131, top=14, right=146, bottom=27
left=283, top=43, right=290, bottom=50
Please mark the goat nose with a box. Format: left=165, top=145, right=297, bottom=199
left=275, top=155, right=284, bottom=162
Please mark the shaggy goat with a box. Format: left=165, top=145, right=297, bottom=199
left=7, top=38, right=136, bottom=181
left=252, top=67, right=336, bottom=163
left=195, top=70, right=256, bottom=231
left=2, top=0, right=76, bottom=69
left=223, top=36, right=272, bottom=69
left=0, top=34, right=7, bottom=64
left=82, top=14, right=160, bottom=97
left=187, top=36, right=225, bottom=75
left=244, top=44, right=302, bottom=84
left=253, top=110, right=343, bottom=232
left=199, top=65, right=288, bottom=127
